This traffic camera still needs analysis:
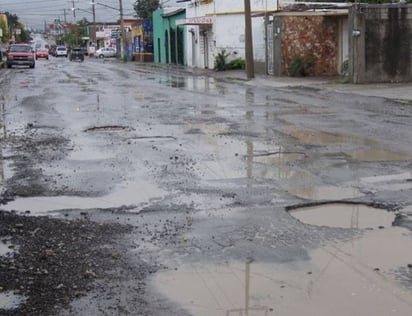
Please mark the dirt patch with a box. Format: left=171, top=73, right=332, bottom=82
left=0, top=210, right=149, bottom=316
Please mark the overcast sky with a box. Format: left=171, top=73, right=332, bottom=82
left=0, top=0, right=179, bottom=29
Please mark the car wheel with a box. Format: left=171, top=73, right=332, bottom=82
left=30, top=64, right=35, bottom=69
left=99, top=54, right=104, bottom=58
left=7, top=64, right=12, bottom=69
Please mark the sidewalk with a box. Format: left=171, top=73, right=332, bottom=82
left=137, top=63, right=412, bottom=102
left=213, top=69, right=412, bottom=102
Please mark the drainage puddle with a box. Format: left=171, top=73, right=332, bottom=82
left=288, top=203, right=394, bottom=229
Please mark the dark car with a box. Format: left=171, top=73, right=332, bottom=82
left=49, top=45, right=57, bottom=56
left=6, top=44, right=35, bottom=68
left=69, top=47, right=84, bottom=62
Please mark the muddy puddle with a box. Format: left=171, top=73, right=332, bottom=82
left=285, top=128, right=362, bottom=144
left=287, top=185, right=364, bottom=201
left=350, top=149, right=412, bottom=161
left=288, top=203, right=394, bottom=229
left=153, top=226, right=412, bottom=316
left=0, top=291, right=26, bottom=310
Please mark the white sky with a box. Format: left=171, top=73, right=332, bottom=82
left=0, top=0, right=180, bottom=29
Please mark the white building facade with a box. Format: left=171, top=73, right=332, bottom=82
left=178, top=0, right=281, bottom=70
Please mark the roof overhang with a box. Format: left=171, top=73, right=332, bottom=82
left=176, top=16, right=213, bottom=25
left=274, top=9, right=349, bottom=17
left=162, top=8, right=185, bottom=17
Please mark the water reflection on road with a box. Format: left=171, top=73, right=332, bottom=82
left=154, top=225, right=412, bottom=316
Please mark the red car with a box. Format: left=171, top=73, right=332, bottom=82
left=6, top=44, right=35, bottom=68
left=35, top=48, right=49, bottom=60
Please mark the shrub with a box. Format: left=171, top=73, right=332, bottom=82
left=289, top=53, right=316, bottom=77
left=214, top=49, right=230, bottom=71
left=227, top=57, right=245, bottom=70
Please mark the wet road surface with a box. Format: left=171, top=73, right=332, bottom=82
left=1, top=56, right=412, bottom=315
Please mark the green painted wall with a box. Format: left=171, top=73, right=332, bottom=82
left=153, top=9, right=186, bottom=65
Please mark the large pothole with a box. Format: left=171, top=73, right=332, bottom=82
left=287, top=202, right=395, bottom=229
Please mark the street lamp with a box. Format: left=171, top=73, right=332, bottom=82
left=90, top=1, right=125, bottom=60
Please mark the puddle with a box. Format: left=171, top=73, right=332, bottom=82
left=0, top=238, right=15, bottom=257
left=285, top=128, right=360, bottom=144
left=288, top=203, right=395, bottom=229
left=252, top=151, right=306, bottom=164
left=288, top=185, right=364, bottom=200
left=0, top=291, right=26, bottom=310
left=1, top=180, right=169, bottom=215
left=153, top=227, right=412, bottom=316
left=350, top=149, right=412, bottom=161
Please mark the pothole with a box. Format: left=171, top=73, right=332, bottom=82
left=84, top=125, right=133, bottom=132
left=287, top=202, right=395, bottom=229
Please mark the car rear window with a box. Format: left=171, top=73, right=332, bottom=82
left=10, top=45, right=32, bottom=53
left=57, top=47, right=66, bottom=51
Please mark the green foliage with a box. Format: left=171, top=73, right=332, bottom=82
left=17, top=27, right=30, bottom=43
left=0, top=20, right=10, bottom=43
left=214, top=49, right=230, bottom=71
left=289, top=53, right=316, bottom=77
left=227, top=57, right=245, bottom=70
left=214, top=50, right=245, bottom=71
left=133, top=0, right=159, bottom=19
left=63, top=20, right=90, bottom=47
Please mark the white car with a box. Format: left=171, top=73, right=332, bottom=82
left=55, top=46, right=68, bottom=57
left=95, top=47, right=117, bottom=58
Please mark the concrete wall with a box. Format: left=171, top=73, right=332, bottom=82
left=153, top=9, right=186, bottom=65
left=184, top=0, right=280, bottom=70
left=280, top=15, right=340, bottom=76
left=350, top=4, right=412, bottom=83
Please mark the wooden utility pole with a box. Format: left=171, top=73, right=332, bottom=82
left=119, top=0, right=125, bottom=60
left=244, top=0, right=254, bottom=79
left=92, top=1, right=96, bottom=44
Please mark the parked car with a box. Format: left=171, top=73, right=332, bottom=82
left=6, top=44, right=35, bottom=69
left=69, top=47, right=84, bottom=62
left=55, top=46, right=68, bottom=57
left=95, top=47, right=117, bottom=58
left=35, top=48, right=49, bottom=60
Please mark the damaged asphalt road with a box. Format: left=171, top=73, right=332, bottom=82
left=1, top=58, right=412, bottom=315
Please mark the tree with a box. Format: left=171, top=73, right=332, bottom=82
left=133, top=0, right=159, bottom=19
left=63, top=18, right=90, bottom=47
left=15, top=21, right=30, bottom=43
left=0, top=19, right=10, bottom=43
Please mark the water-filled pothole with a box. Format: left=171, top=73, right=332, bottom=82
left=288, top=203, right=395, bottom=229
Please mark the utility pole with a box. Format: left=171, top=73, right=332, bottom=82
left=244, top=0, right=254, bottom=79
left=92, top=1, right=96, bottom=45
left=72, top=0, right=76, bottom=20
left=119, top=0, right=125, bottom=60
